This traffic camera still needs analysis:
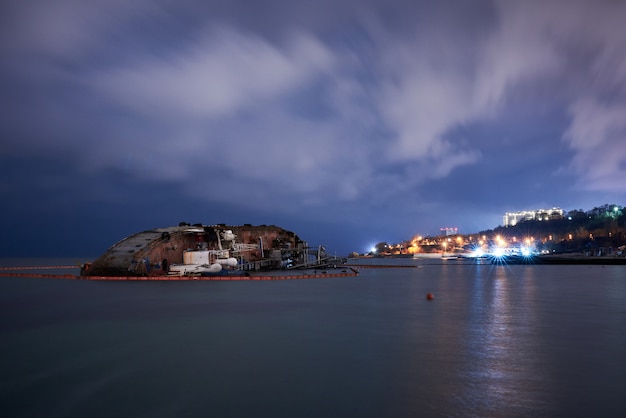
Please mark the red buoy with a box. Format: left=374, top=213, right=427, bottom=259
left=426, top=293, right=434, bottom=300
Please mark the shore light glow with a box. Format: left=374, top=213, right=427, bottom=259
left=493, top=247, right=505, bottom=258
left=472, top=248, right=484, bottom=258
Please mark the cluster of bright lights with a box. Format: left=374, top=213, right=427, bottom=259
left=471, top=248, right=484, bottom=258
left=364, top=232, right=542, bottom=260
left=466, top=238, right=537, bottom=262
left=492, top=247, right=505, bottom=258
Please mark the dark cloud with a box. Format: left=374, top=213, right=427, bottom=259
left=1, top=0, right=625, bottom=256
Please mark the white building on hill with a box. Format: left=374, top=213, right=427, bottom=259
left=503, top=207, right=564, bottom=227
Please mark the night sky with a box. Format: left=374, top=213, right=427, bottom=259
left=1, top=0, right=625, bottom=258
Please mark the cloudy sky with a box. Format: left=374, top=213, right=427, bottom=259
left=1, top=0, right=625, bottom=257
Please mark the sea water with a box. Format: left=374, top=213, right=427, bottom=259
left=1, top=258, right=625, bottom=417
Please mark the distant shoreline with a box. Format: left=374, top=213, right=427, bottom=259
left=351, top=253, right=626, bottom=265
left=532, top=254, right=626, bottom=265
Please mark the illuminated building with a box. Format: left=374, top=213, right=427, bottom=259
left=503, top=207, right=564, bottom=227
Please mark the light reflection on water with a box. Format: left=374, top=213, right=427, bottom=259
left=461, top=265, right=553, bottom=416
left=1, top=258, right=625, bottom=417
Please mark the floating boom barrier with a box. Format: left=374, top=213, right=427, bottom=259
left=0, top=265, right=78, bottom=270
left=343, top=264, right=417, bottom=268
left=0, top=265, right=360, bottom=281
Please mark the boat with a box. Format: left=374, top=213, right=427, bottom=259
left=81, top=223, right=338, bottom=277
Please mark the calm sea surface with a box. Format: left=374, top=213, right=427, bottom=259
left=1, top=257, right=625, bottom=417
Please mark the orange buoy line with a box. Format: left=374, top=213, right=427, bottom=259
left=343, top=264, right=416, bottom=269
left=0, top=268, right=359, bottom=281
left=0, top=265, right=78, bottom=270
left=84, top=271, right=359, bottom=281
left=0, top=272, right=80, bottom=279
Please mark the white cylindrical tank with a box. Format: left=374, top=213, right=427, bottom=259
left=216, top=257, right=238, bottom=267
left=208, top=263, right=222, bottom=272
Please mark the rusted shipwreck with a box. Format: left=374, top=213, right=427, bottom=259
left=81, top=223, right=332, bottom=277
